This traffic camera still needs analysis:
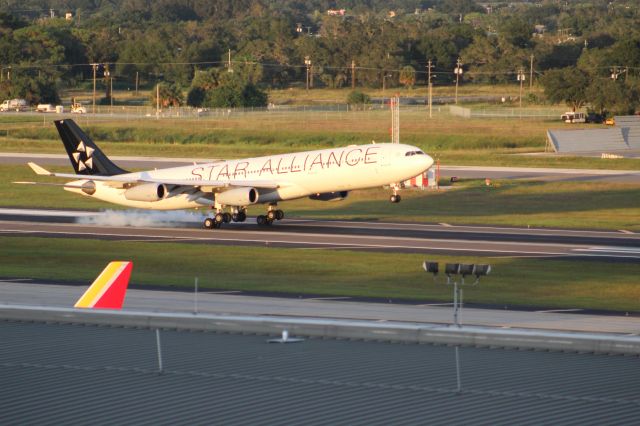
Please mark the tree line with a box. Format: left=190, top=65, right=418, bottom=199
left=0, top=0, right=639, bottom=114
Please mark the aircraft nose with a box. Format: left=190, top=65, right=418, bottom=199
left=421, top=154, right=434, bottom=171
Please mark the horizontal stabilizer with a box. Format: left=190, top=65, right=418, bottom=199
left=28, top=162, right=53, bottom=176
left=13, top=181, right=89, bottom=189
left=74, top=261, right=133, bottom=309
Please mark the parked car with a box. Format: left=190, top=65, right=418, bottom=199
left=0, top=98, right=28, bottom=112
left=605, top=117, right=615, bottom=126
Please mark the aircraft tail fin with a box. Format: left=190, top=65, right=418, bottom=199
left=74, top=261, right=133, bottom=309
left=54, top=119, right=128, bottom=176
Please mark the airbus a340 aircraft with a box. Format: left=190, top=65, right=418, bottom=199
left=20, top=119, right=433, bottom=229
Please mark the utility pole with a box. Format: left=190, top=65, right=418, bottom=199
left=351, top=60, right=356, bottom=89
left=227, top=49, right=233, bottom=73
left=110, top=76, right=113, bottom=113
left=156, top=83, right=160, bottom=119
left=454, top=58, right=463, bottom=105
left=91, top=63, right=98, bottom=114
left=529, top=54, right=534, bottom=91
left=517, top=68, right=526, bottom=109
left=427, top=59, right=434, bottom=118
left=135, top=71, right=139, bottom=95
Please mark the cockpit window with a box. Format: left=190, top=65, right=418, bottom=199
left=405, top=150, right=425, bottom=156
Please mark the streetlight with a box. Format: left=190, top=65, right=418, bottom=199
left=304, top=56, right=312, bottom=90
left=517, top=68, right=526, bottom=109
left=453, top=58, right=463, bottom=104
left=422, top=261, right=491, bottom=327
left=423, top=260, right=491, bottom=394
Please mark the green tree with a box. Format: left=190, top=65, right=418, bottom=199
left=347, top=90, right=370, bottom=110
left=399, top=66, right=416, bottom=89
left=541, top=67, right=591, bottom=111
left=587, top=78, right=640, bottom=116
left=150, top=83, right=184, bottom=107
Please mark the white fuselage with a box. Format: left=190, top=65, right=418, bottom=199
left=65, top=143, right=433, bottom=210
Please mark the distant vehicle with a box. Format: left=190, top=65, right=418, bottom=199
left=605, top=117, right=615, bottom=126
left=71, top=102, right=86, bottom=114
left=36, top=104, right=58, bottom=113
left=561, top=112, right=586, bottom=123
left=0, top=98, right=28, bottom=112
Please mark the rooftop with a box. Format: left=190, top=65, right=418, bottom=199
left=2, top=320, right=639, bottom=425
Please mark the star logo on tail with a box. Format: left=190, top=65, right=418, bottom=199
left=74, top=141, right=94, bottom=171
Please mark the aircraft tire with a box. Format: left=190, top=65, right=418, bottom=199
left=204, top=218, right=214, bottom=229
left=223, top=212, right=232, bottom=223
left=276, top=210, right=284, bottom=220
left=257, top=215, right=267, bottom=225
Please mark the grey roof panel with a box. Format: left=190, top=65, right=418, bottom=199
left=1, top=321, right=639, bottom=425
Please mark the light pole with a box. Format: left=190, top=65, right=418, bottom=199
left=427, top=59, right=434, bottom=118
left=454, top=58, right=463, bottom=104
left=423, top=261, right=491, bottom=394
left=517, top=68, right=526, bottom=109
left=91, top=63, right=98, bottom=114
left=305, top=56, right=312, bottom=90
left=422, top=261, right=491, bottom=328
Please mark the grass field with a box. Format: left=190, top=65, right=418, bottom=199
left=3, top=164, right=639, bottom=231
left=1, top=236, right=638, bottom=312
left=1, top=110, right=637, bottom=169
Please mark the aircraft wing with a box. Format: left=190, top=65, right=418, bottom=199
left=26, top=162, right=283, bottom=190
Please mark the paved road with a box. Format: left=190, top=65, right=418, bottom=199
left=1, top=280, right=638, bottom=334
left=1, top=208, right=639, bottom=260
left=2, top=152, right=640, bottom=182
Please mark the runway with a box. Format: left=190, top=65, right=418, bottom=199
left=1, top=208, right=639, bottom=259
left=2, top=152, right=640, bottom=182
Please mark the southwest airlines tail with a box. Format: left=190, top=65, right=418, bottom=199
left=74, top=261, right=133, bottom=309
left=54, top=119, right=128, bottom=176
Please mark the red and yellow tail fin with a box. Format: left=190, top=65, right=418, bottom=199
left=74, top=261, right=133, bottom=309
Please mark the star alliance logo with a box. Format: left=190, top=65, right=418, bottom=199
left=73, top=141, right=94, bottom=171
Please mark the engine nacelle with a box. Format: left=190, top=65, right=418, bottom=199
left=216, top=187, right=259, bottom=206
left=309, top=191, right=349, bottom=202
left=124, top=183, right=167, bottom=202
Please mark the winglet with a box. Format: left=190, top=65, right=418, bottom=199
left=74, top=261, right=133, bottom=309
left=28, top=162, right=53, bottom=176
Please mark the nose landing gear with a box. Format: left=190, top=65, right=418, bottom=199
left=389, top=183, right=403, bottom=203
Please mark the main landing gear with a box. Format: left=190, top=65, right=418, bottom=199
left=257, top=206, right=284, bottom=226
left=203, top=207, right=247, bottom=229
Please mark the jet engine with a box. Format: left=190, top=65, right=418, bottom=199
left=216, top=187, right=259, bottom=205
left=308, top=191, right=349, bottom=202
left=124, top=183, right=167, bottom=202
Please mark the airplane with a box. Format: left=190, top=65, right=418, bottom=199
left=74, top=261, right=132, bottom=309
left=18, top=119, right=434, bottom=229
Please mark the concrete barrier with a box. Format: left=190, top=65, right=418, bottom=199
left=2, top=305, right=639, bottom=355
